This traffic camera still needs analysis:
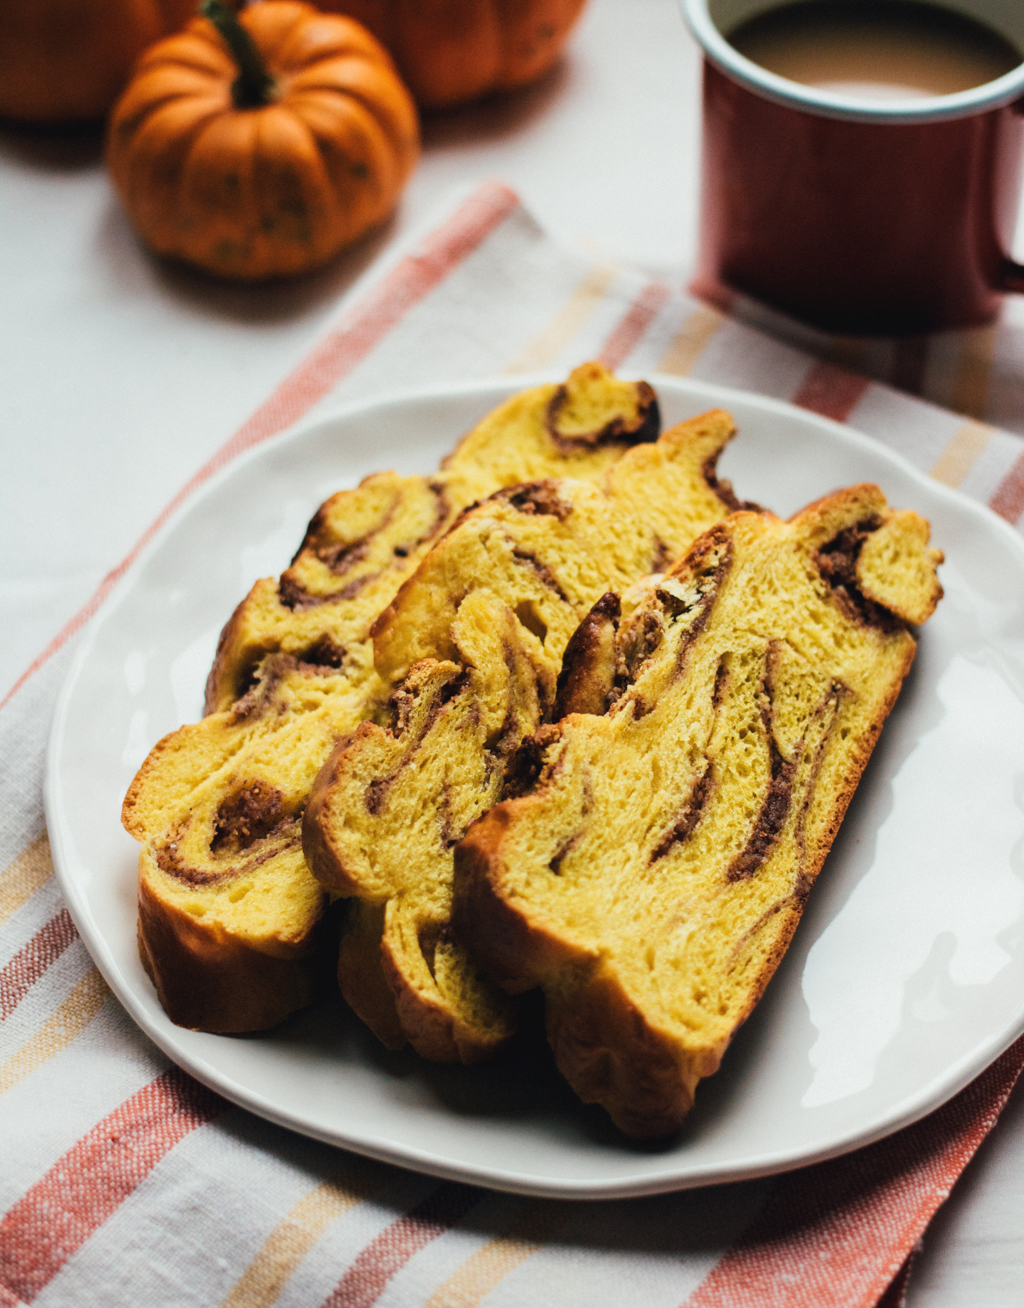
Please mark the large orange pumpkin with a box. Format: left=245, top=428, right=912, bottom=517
left=0, top=0, right=196, bottom=123
left=107, top=1, right=419, bottom=281
left=316, top=0, right=588, bottom=109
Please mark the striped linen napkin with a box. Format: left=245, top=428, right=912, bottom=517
left=3, top=180, right=1023, bottom=1308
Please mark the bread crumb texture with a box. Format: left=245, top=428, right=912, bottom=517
left=304, top=407, right=750, bottom=1061
left=453, top=483, right=942, bottom=1136
left=122, top=364, right=666, bottom=1033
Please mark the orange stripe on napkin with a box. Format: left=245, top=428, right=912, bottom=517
left=598, top=282, right=671, bottom=371
left=422, top=1199, right=574, bottom=1308
left=503, top=265, right=617, bottom=373
left=0, top=907, right=77, bottom=1021
left=0, top=969, right=108, bottom=1098
left=0, top=183, right=520, bottom=715
left=657, top=303, right=726, bottom=376
left=681, top=1034, right=1024, bottom=1308
left=0, top=836, right=53, bottom=926
left=929, top=421, right=993, bottom=489
left=0, top=1067, right=222, bottom=1303
left=222, top=1172, right=376, bottom=1308
left=792, top=361, right=871, bottom=422
left=989, top=450, right=1024, bottom=523
left=320, top=1182, right=483, bottom=1308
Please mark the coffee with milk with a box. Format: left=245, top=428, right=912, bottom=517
left=728, top=0, right=1021, bottom=101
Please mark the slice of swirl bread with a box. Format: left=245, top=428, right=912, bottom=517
left=452, top=486, right=943, bottom=1136
left=125, top=364, right=660, bottom=838
left=303, top=409, right=753, bottom=1062
left=122, top=365, right=663, bottom=1033
left=204, top=363, right=660, bottom=714
left=136, top=668, right=365, bottom=1032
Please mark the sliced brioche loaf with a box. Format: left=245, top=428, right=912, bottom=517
left=204, top=364, right=660, bottom=713
left=123, top=364, right=664, bottom=1032
left=303, top=409, right=753, bottom=1061
left=453, top=486, right=942, bottom=1136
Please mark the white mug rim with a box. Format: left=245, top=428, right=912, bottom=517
left=681, top=0, right=1024, bottom=124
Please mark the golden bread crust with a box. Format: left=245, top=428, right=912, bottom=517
left=335, top=900, right=407, bottom=1050
left=137, top=877, right=316, bottom=1032
left=453, top=487, right=941, bottom=1136
left=546, top=967, right=716, bottom=1138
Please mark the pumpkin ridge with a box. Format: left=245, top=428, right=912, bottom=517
left=252, top=106, right=335, bottom=263
left=288, top=64, right=417, bottom=164
left=250, top=0, right=348, bottom=71
left=119, top=100, right=230, bottom=236
left=136, top=34, right=235, bottom=81
left=112, top=85, right=220, bottom=142
left=178, top=110, right=263, bottom=256
left=289, top=92, right=395, bottom=208
left=115, top=59, right=233, bottom=124
left=317, top=106, right=391, bottom=244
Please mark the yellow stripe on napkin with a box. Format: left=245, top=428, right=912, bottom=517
left=930, top=420, right=994, bottom=488
left=222, top=1172, right=377, bottom=1308
left=658, top=303, right=725, bottom=375
left=504, top=266, right=618, bottom=373
left=0, top=834, right=54, bottom=925
left=0, top=968, right=109, bottom=1096
left=423, top=1199, right=575, bottom=1308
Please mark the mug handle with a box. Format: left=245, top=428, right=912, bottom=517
left=1002, top=258, right=1024, bottom=294
left=1004, top=98, right=1024, bottom=292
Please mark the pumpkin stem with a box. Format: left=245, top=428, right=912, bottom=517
left=201, top=0, right=278, bottom=108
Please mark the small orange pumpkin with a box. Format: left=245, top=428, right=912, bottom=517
left=316, top=0, right=588, bottom=109
left=0, top=0, right=196, bottom=123
left=107, top=0, right=419, bottom=280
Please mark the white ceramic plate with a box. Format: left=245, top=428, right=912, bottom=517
left=46, top=376, right=1024, bottom=1199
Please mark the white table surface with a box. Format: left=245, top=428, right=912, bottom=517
left=1, top=1, right=1021, bottom=1302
